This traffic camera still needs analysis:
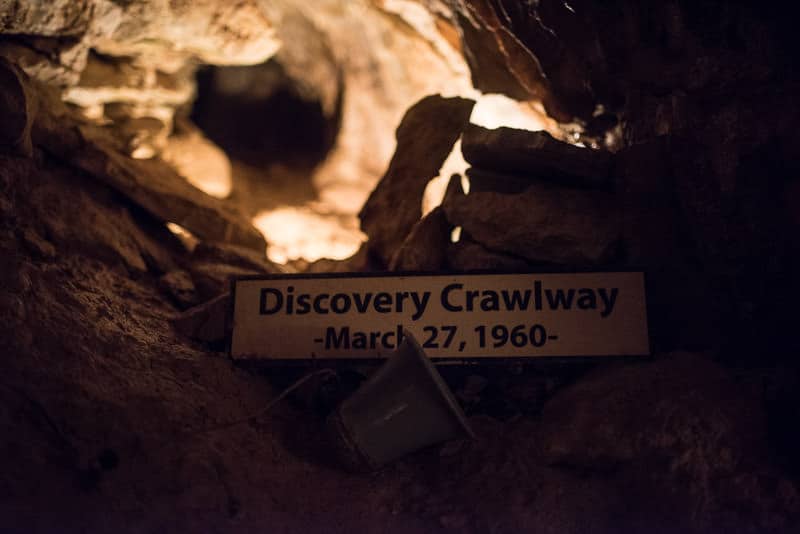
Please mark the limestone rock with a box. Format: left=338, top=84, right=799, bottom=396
left=160, top=122, right=232, bottom=198
left=0, top=57, right=36, bottom=156
left=462, top=124, right=613, bottom=189
left=0, top=36, right=88, bottom=86
left=190, top=242, right=283, bottom=275
left=187, top=263, right=260, bottom=301
left=304, top=243, right=377, bottom=274
left=452, top=0, right=537, bottom=102
left=26, top=160, right=175, bottom=274
left=445, top=235, right=532, bottom=272
left=171, top=292, right=231, bottom=344
left=62, top=52, right=194, bottom=110
left=29, top=89, right=266, bottom=253
left=0, top=0, right=280, bottom=75
left=442, top=181, right=622, bottom=266
left=0, top=1, right=93, bottom=37
left=389, top=207, right=451, bottom=272
left=94, top=1, right=280, bottom=67
left=359, top=95, right=475, bottom=266
left=302, top=0, right=480, bottom=218
left=19, top=227, right=55, bottom=260
left=539, top=353, right=800, bottom=531
left=77, top=134, right=266, bottom=252
left=465, top=167, right=540, bottom=195
left=159, top=270, right=199, bottom=310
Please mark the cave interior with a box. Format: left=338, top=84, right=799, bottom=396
left=1, top=1, right=799, bottom=532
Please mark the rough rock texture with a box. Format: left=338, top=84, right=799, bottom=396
left=446, top=0, right=794, bottom=131
left=3, top=148, right=797, bottom=532
left=359, top=95, right=475, bottom=266
left=462, top=124, right=613, bottom=189
left=442, top=181, right=622, bottom=266
left=0, top=154, right=413, bottom=533
left=0, top=0, right=279, bottom=81
left=158, top=270, right=199, bottom=309
left=389, top=207, right=451, bottom=272
left=190, top=241, right=283, bottom=276
left=445, top=235, right=533, bottom=272
left=539, top=354, right=800, bottom=533
left=300, top=0, right=482, bottom=213
left=187, top=263, right=260, bottom=302
left=172, top=292, right=232, bottom=344
left=2, top=1, right=800, bottom=532
left=0, top=0, right=280, bottom=167
left=18, top=69, right=267, bottom=253
left=450, top=0, right=566, bottom=118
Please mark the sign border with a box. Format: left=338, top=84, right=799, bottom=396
left=228, top=269, right=652, bottom=365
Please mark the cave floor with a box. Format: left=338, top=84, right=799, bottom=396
left=1, top=153, right=798, bottom=534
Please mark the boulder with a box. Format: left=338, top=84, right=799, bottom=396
left=190, top=241, right=283, bottom=275
left=539, top=353, right=800, bottom=532
left=389, top=207, right=451, bottom=272
left=462, top=124, right=613, bottom=189
left=159, top=270, right=199, bottom=310
left=187, top=263, right=260, bottom=302
left=23, top=157, right=176, bottom=274
left=442, top=181, right=622, bottom=266
left=171, top=292, right=232, bottom=344
left=359, top=95, right=475, bottom=266
left=304, top=243, right=377, bottom=274
left=0, top=0, right=280, bottom=75
left=465, top=167, right=540, bottom=195
left=445, top=235, right=532, bottom=272
left=28, top=87, right=266, bottom=253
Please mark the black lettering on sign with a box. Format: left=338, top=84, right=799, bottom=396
left=260, top=288, right=282, bottom=315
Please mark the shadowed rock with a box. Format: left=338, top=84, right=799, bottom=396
left=445, top=234, right=533, bottom=272
left=389, top=207, right=451, bottom=272
left=442, top=181, right=622, bottom=266
left=0, top=58, right=36, bottom=157
left=539, top=353, right=800, bottom=531
left=171, top=292, right=231, bottom=344
left=25, top=76, right=267, bottom=252
left=359, top=95, right=475, bottom=266
left=462, top=124, right=613, bottom=189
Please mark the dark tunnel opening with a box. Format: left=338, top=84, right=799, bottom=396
left=190, top=59, right=339, bottom=171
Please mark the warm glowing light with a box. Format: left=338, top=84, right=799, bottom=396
left=470, top=94, right=552, bottom=132
left=166, top=222, right=198, bottom=251
left=252, top=207, right=366, bottom=264
left=161, top=132, right=233, bottom=198
left=421, top=94, right=559, bottom=216
left=422, top=138, right=469, bottom=216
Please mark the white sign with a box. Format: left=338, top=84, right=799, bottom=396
left=230, top=272, right=649, bottom=360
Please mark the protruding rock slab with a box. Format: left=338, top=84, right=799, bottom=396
left=171, top=292, right=231, bottom=344
left=359, top=95, right=475, bottom=266
left=188, top=262, right=260, bottom=301
left=446, top=235, right=533, bottom=272
left=538, top=353, right=800, bottom=531
left=29, top=83, right=266, bottom=252
left=442, top=182, right=621, bottom=266
left=74, top=132, right=267, bottom=252
left=389, top=207, right=451, bottom=272
left=466, top=167, right=539, bottom=195
left=461, top=124, right=613, bottom=189
left=190, top=241, right=283, bottom=275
